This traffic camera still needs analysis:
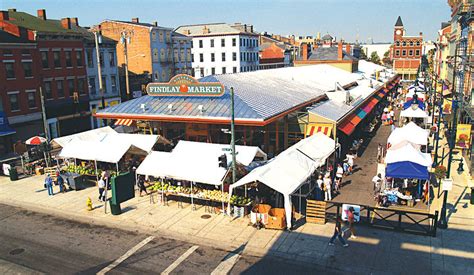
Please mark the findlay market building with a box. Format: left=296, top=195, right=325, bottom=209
left=95, top=64, right=400, bottom=157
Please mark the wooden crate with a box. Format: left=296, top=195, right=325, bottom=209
left=306, top=200, right=326, bottom=224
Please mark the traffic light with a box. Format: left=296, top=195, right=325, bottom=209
left=218, top=154, right=227, bottom=169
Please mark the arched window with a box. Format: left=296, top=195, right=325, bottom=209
left=402, top=41, right=406, bottom=46
left=153, top=48, right=158, bottom=62
left=160, top=49, right=165, bottom=61
left=395, top=41, right=400, bottom=46
left=409, top=41, right=414, bottom=46
left=416, top=41, right=421, bottom=46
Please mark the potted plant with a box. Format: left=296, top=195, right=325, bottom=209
left=456, top=134, right=468, bottom=148
left=434, top=165, right=447, bottom=180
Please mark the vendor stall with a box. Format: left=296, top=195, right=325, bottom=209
left=229, top=133, right=336, bottom=229
left=387, top=122, right=429, bottom=149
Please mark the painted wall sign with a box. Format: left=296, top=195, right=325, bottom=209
left=146, top=74, right=225, bottom=97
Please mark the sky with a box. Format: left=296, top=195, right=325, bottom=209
left=1, top=0, right=451, bottom=43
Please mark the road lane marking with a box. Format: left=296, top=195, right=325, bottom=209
left=161, top=245, right=199, bottom=275
left=210, top=252, right=241, bottom=275
left=97, top=236, right=155, bottom=275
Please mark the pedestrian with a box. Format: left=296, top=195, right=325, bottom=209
left=324, top=174, right=332, bottom=201
left=57, top=173, right=65, bottom=193
left=345, top=153, right=356, bottom=174
left=390, top=109, right=395, bottom=122
left=137, top=175, right=148, bottom=197
left=372, top=173, right=382, bottom=196
left=316, top=174, right=324, bottom=201
left=45, top=174, right=53, bottom=196
left=343, top=161, right=350, bottom=176
left=328, top=217, right=349, bottom=247
left=98, top=177, right=106, bottom=202
left=346, top=207, right=357, bottom=239
left=335, top=164, right=343, bottom=192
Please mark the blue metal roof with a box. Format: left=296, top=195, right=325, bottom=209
left=97, top=67, right=328, bottom=122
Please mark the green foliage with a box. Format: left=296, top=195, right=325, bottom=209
left=369, top=51, right=381, bottom=64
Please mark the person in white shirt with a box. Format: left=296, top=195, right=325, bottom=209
left=335, top=164, right=344, bottom=193
left=98, top=177, right=106, bottom=202
left=324, top=175, right=332, bottom=201
left=316, top=175, right=324, bottom=201
left=345, top=154, right=356, bottom=174
left=372, top=173, right=382, bottom=195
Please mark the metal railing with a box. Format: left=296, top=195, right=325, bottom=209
left=325, top=201, right=439, bottom=237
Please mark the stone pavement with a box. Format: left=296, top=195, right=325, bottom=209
left=1, top=169, right=473, bottom=274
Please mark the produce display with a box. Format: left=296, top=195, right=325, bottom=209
left=63, top=165, right=117, bottom=177
left=147, top=181, right=251, bottom=206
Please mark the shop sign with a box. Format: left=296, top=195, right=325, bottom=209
left=441, top=178, right=453, bottom=191
left=341, top=204, right=360, bottom=222
left=442, top=99, right=452, bottom=114
left=147, top=74, right=224, bottom=97
left=455, top=124, right=472, bottom=149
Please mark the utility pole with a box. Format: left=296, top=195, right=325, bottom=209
left=39, top=86, right=49, bottom=141
left=121, top=31, right=131, bottom=99
left=230, top=87, right=237, bottom=185
left=94, top=30, right=105, bottom=126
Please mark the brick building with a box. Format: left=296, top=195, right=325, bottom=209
left=0, top=9, right=90, bottom=140
left=390, top=16, right=423, bottom=81
left=259, top=42, right=291, bottom=70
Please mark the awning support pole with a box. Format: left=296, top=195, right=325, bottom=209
left=191, top=181, right=194, bottom=210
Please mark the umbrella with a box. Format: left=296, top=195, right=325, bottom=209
left=25, top=136, right=47, bottom=145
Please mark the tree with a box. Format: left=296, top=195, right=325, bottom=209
left=382, top=50, right=391, bottom=66
left=359, top=50, right=368, bottom=60
left=369, top=51, right=381, bottom=64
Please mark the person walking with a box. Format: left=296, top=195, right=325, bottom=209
left=98, top=177, right=106, bottom=202
left=45, top=174, right=53, bottom=196
left=329, top=217, right=349, bottom=247
left=335, top=164, right=343, bottom=193
left=372, top=173, right=382, bottom=196
left=137, top=175, right=148, bottom=197
left=346, top=207, right=357, bottom=239
left=316, top=174, right=324, bottom=201
left=57, top=173, right=65, bottom=193
left=324, top=174, right=332, bottom=201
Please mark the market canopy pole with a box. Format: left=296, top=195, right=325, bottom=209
left=230, top=87, right=237, bottom=185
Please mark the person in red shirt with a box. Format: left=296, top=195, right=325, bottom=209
left=347, top=207, right=357, bottom=239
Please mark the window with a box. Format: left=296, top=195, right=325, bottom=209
left=199, top=40, right=203, bottom=48
left=161, top=71, right=166, bottom=81
left=76, top=51, right=83, bottom=67
left=88, top=77, right=96, bottom=95
left=402, top=41, right=406, bottom=47
left=395, top=41, right=400, bottom=46
left=159, top=31, right=164, bottom=42
left=409, top=50, right=413, bottom=56
left=174, top=49, right=179, bottom=61
left=210, top=39, right=214, bottom=47
left=68, top=79, right=75, bottom=95
left=232, top=38, right=236, bottom=47
left=232, top=52, right=237, bottom=61
left=409, top=41, right=414, bottom=46
left=200, top=67, right=204, bottom=76
left=416, top=41, right=421, bottom=46
left=86, top=50, right=93, bottom=68
left=152, top=31, right=157, bottom=41
left=211, top=67, right=215, bottom=75
left=191, top=54, right=194, bottom=62
left=240, top=52, right=243, bottom=61
left=27, top=91, right=36, bottom=109
left=99, top=52, right=104, bottom=67
left=53, top=51, right=61, bottom=68
left=5, top=63, right=15, bottom=79
left=240, top=38, right=242, bottom=47
left=41, top=51, right=49, bottom=68
left=402, top=50, right=407, bottom=56
left=77, top=78, right=86, bottom=95
left=415, top=50, right=420, bottom=56
left=101, top=76, right=107, bottom=92
left=160, top=49, right=165, bottom=60
left=9, top=93, right=19, bottom=111
left=190, top=40, right=193, bottom=48
left=44, top=81, right=52, bottom=99
left=109, top=52, right=115, bottom=67
left=180, top=49, right=185, bottom=61
left=111, top=75, right=117, bottom=92
left=187, top=49, right=191, bottom=61
left=3, top=50, right=12, bottom=56
left=222, top=67, right=226, bottom=74
left=221, top=38, right=225, bottom=47
left=222, top=52, right=226, bottom=62
left=23, top=62, right=33, bottom=78
left=65, top=51, right=72, bottom=67
left=153, top=48, right=159, bottom=62
left=395, top=50, right=400, bottom=56
left=57, top=80, right=64, bottom=97
left=199, top=53, right=203, bottom=62
left=233, top=67, right=237, bottom=73
left=211, top=53, right=215, bottom=62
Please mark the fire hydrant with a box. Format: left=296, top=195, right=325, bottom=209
left=86, top=197, right=93, bottom=211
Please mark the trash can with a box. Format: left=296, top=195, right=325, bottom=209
left=9, top=167, right=18, bottom=181
left=109, top=201, right=122, bottom=215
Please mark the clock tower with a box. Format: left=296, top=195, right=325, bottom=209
left=394, top=16, right=404, bottom=41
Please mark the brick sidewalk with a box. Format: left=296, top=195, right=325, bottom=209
left=0, top=169, right=473, bottom=273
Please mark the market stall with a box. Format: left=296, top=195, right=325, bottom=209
left=229, top=133, right=336, bottom=229
left=387, top=122, right=428, bottom=149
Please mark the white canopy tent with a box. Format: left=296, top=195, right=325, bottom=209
left=400, top=108, right=429, bottom=119
left=388, top=122, right=429, bottom=147
left=229, top=133, right=336, bottom=229
left=135, top=151, right=173, bottom=178
left=51, top=126, right=116, bottom=148
left=385, top=143, right=432, bottom=167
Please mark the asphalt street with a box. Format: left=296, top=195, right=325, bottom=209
left=0, top=204, right=338, bottom=274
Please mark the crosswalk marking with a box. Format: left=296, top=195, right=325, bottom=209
left=161, top=245, right=199, bottom=275
left=210, top=252, right=241, bottom=275
left=97, top=236, right=155, bottom=275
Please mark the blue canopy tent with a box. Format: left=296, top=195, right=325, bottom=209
left=403, top=98, right=425, bottom=111
left=386, top=161, right=430, bottom=180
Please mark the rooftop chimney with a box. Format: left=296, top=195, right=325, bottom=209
left=302, top=43, right=308, bottom=61
left=203, top=25, right=210, bottom=34
left=338, top=40, right=343, bottom=60
left=345, top=44, right=351, bottom=55
left=61, top=18, right=72, bottom=29
left=419, top=32, right=423, bottom=36
left=0, top=11, right=9, bottom=21
left=8, top=8, right=16, bottom=12
left=153, top=21, right=158, bottom=27
left=71, top=17, right=79, bottom=27
left=132, top=17, right=139, bottom=23
left=37, top=9, right=46, bottom=20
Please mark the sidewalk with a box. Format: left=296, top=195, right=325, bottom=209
left=0, top=171, right=472, bottom=273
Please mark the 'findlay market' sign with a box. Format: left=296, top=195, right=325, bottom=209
left=146, top=74, right=225, bottom=97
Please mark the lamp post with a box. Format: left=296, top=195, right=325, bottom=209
left=93, top=29, right=106, bottom=127
left=230, top=87, right=237, bottom=185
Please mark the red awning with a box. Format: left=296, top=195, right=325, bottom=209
left=339, top=121, right=357, bottom=135
left=306, top=124, right=333, bottom=137
left=114, top=119, right=134, bottom=126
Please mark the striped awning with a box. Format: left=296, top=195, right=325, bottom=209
left=114, top=119, right=134, bottom=126
left=306, top=124, right=332, bottom=137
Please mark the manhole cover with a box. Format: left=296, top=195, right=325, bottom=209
left=9, top=248, right=25, bottom=255
left=201, top=214, right=212, bottom=219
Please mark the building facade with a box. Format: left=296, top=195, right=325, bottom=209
left=1, top=9, right=90, bottom=140
left=390, top=16, right=423, bottom=81
left=175, top=23, right=259, bottom=77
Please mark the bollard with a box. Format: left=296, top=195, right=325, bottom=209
left=471, top=188, right=474, bottom=205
